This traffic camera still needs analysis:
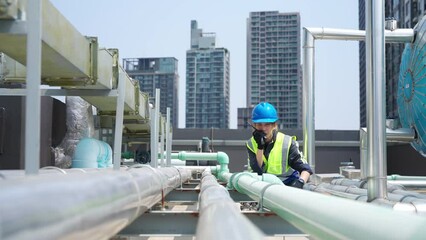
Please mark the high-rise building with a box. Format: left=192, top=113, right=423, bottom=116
left=186, top=20, right=230, bottom=129
left=246, top=11, right=302, bottom=129
left=237, top=107, right=254, bottom=129
left=123, top=57, right=179, bottom=128
left=358, top=0, right=423, bottom=127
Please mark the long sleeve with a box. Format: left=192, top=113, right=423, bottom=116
left=288, top=140, right=313, bottom=175
left=247, top=145, right=264, bottom=175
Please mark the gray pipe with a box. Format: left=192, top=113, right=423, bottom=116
left=166, top=107, right=172, bottom=167
left=0, top=167, right=191, bottom=240
left=307, top=183, right=426, bottom=215
left=359, top=127, right=415, bottom=180
left=304, top=28, right=413, bottom=42
left=196, top=171, right=264, bottom=240
left=230, top=172, right=426, bottom=239
left=366, top=0, right=387, bottom=201
left=302, top=28, right=316, bottom=176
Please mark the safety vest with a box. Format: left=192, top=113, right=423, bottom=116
left=247, top=132, right=295, bottom=176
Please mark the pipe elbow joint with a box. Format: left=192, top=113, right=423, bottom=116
left=216, top=151, right=229, bottom=165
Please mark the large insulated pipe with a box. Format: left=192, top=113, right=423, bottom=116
left=196, top=171, right=264, bottom=240
left=302, top=27, right=413, bottom=180
left=230, top=172, right=426, bottom=239
left=0, top=167, right=191, bottom=240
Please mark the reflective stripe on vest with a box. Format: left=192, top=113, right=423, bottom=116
left=247, top=132, right=294, bottom=175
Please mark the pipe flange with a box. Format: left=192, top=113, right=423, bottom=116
left=40, top=166, right=67, bottom=174
left=258, top=183, right=281, bottom=211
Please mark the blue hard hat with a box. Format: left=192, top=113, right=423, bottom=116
left=252, top=102, right=278, bottom=123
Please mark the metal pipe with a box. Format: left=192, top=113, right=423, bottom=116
left=150, top=106, right=156, bottom=167
left=360, top=127, right=415, bottom=179
left=366, top=0, right=387, bottom=201
left=387, top=175, right=426, bottom=181
left=388, top=180, right=426, bottom=188
left=25, top=0, right=42, bottom=175
left=150, top=89, right=160, bottom=169
left=301, top=27, right=414, bottom=181
left=307, top=183, right=426, bottom=214
left=360, top=128, right=368, bottom=179
left=160, top=116, right=165, bottom=167
left=230, top=172, right=426, bottom=239
left=304, top=28, right=413, bottom=42
left=302, top=28, right=316, bottom=176
left=166, top=107, right=172, bottom=167
left=196, top=171, right=264, bottom=240
left=166, top=151, right=230, bottom=181
left=0, top=167, right=191, bottom=240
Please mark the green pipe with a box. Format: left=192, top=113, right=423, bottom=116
left=160, top=151, right=230, bottom=181
left=230, top=172, right=426, bottom=239
left=122, top=151, right=134, bottom=159
left=224, top=172, right=283, bottom=191
left=387, top=174, right=426, bottom=181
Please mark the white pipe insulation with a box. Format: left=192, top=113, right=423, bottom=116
left=0, top=167, right=191, bottom=240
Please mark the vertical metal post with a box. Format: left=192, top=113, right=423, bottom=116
left=166, top=107, right=171, bottom=167
left=150, top=89, right=160, bottom=168
left=366, top=0, right=387, bottom=201
left=113, top=71, right=125, bottom=170
left=160, top=116, right=165, bottom=167
left=150, top=107, right=156, bottom=167
left=25, top=0, right=42, bottom=175
left=302, top=28, right=316, bottom=175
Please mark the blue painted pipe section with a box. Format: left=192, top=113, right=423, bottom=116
left=72, top=138, right=112, bottom=168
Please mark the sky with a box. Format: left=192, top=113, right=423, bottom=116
left=50, top=0, right=360, bottom=130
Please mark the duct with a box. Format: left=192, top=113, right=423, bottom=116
left=230, top=172, right=426, bottom=239
left=52, top=97, right=95, bottom=168
left=0, top=166, right=191, bottom=240
left=196, top=171, right=264, bottom=240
